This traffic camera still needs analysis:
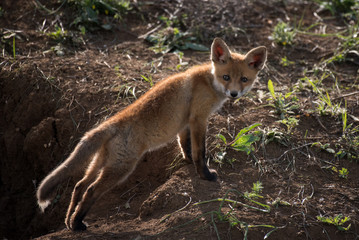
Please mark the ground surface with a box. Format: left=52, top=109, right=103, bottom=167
left=1, top=0, right=359, bottom=239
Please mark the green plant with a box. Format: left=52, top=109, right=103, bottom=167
left=260, top=127, right=291, bottom=147
left=68, top=0, right=132, bottom=32
left=214, top=124, right=261, bottom=168
left=277, top=117, right=299, bottom=134
left=193, top=189, right=276, bottom=239
left=331, top=166, right=349, bottom=178
left=315, top=0, right=359, bottom=19
left=336, top=105, right=359, bottom=160
left=146, top=15, right=208, bottom=53
left=317, top=214, right=351, bottom=231
left=244, top=181, right=264, bottom=199
left=113, top=83, right=139, bottom=103
left=323, top=22, right=359, bottom=65
left=46, top=25, right=82, bottom=48
left=272, top=21, right=296, bottom=46
left=12, top=35, right=15, bottom=59
left=141, top=74, right=154, bottom=87
left=218, top=123, right=262, bottom=155
left=307, top=77, right=345, bottom=117
left=280, top=56, right=295, bottom=67
left=338, top=167, right=349, bottom=178
left=267, top=80, right=299, bottom=119
left=0, top=30, right=19, bottom=59
left=174, top=51, right=188, bottom=70
left=312, top=142, right=336, bottom=154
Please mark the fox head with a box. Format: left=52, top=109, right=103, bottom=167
left=211, top=38, right=267, bottom=98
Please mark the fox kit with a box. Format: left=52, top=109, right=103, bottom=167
left=36, top=38, right=267, bottom=231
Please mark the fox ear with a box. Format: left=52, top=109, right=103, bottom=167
left=245, top=46, right=267, bottom=70
left=211, top=38, right=231, bottom=64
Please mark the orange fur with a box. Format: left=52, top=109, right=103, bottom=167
left=36, top=38, right=267, bottom=231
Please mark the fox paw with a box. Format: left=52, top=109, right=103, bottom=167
left=201, top=168, right=217, bottom=181
left=70, top=219, right=88, bottom=231
left=73, top=221, right=87, bottom=231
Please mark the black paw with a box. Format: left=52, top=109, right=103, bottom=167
left=202, top=168, right=217, bottom=181
left=71, top=220, right=88, bottom=231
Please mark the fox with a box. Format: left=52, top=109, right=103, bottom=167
left=36, top=38, right=267, bottom=231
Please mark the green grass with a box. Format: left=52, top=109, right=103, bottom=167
left=272, top=21, right=296, bottom=46
left=215, top=123, right=262, bottom=166
left=193, top=188, right=276, bottom=240
left=336, top=105, right=359, bottom=160
left=315, top=0, right=359, bottom=19
left=0, top=30, right=18, bottom=59
left=145, top=14, right=208, bottom=54
left=317, top=214, right=351, bottom=231
left=267, top=79, right=299, bottom=120
left=68, top=0, right=132, bottom=32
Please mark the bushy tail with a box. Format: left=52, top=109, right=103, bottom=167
left=36, top=124, right=116, bottom=211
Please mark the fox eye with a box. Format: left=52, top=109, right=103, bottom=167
left=223, top=75, right=230, bottom=81
left=241, top=77, right=248, bottom=83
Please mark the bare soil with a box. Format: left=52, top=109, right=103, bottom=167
left=1, top=0, right=358, bottom=239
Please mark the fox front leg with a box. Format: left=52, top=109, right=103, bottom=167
left=189, top=118, right=217, bottom=181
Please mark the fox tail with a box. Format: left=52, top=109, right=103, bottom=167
left=36, top=124, right=116, bottom=211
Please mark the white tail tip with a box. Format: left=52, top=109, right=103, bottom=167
left=38, top=200, right=51, bottom=212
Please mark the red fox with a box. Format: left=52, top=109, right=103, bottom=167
left=36, top=38, right=267, bottom=231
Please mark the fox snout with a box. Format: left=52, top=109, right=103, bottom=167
left=229, top=91, right=239, bottom=98
left=224, top=89, right=240, bottom=98
left=225, top=89, right=247, bottom=99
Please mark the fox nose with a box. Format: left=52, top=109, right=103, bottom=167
left=230, top=91, right=238, bottom=98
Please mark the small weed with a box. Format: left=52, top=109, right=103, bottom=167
left=46, top=24, right=83, bottom=51
left=267, top=79, right=299, bottom=119
left=213, top=151, right=237, bottom=168
left=312, top=142, right=336, bottom=154
left=336, top=104, right=359, bottom=160
left=113, top=83, right=139, bottom=103
left=68, top=0, right=132, bottom=32
left=215, top=26, right=246, bottom=39
left=323, top=22, right=359, bottom=65
left=260, top=127, right=291, bottom=147
left=215, top=124, right=261, bottom=168
left=141, top=74, right=154, bottom=87
left=244, top=181, right=264, bottom=199
left=230, top=123, right=262, bottom=154
left=332, top=166, right=349, bottom=178
left=0, top=30, right=21, bottom=59
left=338, top=167, right=349, bottom=178
left=146, top=15, right=208, bottom=53
left=0, top=6, right=4, bottom=17
left=193, top=189, right=275, bottom=239
left=47, top=25, right=70, bottom=42
left=307, top=77, right=345, bottom=117
left=316, top=0, right=359, bottom=20
left=280, top=56, right=295, bottom=67
left=277, top=117, right=299, bottom=134
left=272, top=21, right=296, bottom=46
left=174, top=51, right=188, bottom=70
left=317, top=214, right=351, bottom=231
left=270, top=197, right=291, bottom=208
left=12, top=35, right=15, bottom=59
left=217, top=123, right=262, bottom=155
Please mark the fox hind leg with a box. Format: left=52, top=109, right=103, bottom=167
left=65, top=150, right=106, bottom=229
left=178, top=127, right=192, bottom=163
left=65, top=164, right=102, bottom=229
left=69, top=160, right=139, bottom=231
